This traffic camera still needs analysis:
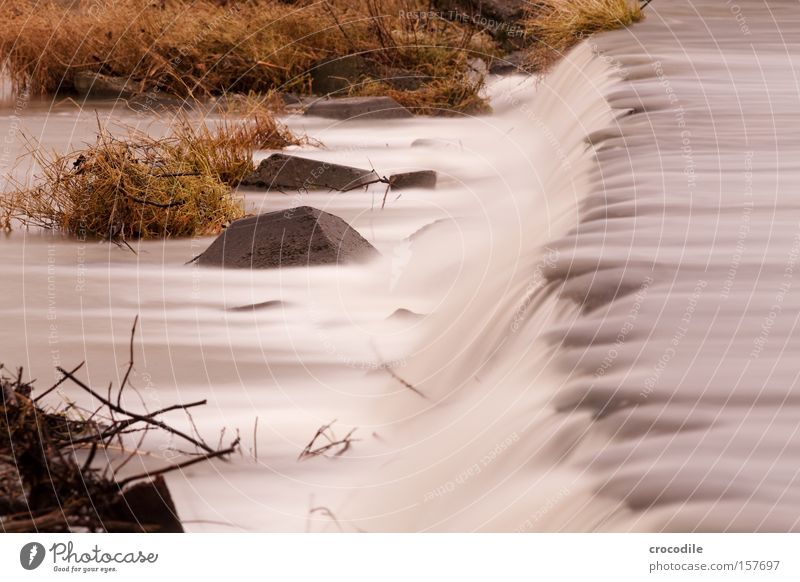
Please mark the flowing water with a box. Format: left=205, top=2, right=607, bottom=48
left=2, top=0, right=797, bottom=532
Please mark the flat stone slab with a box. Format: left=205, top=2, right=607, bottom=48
left=240, top=153, right=380, bottom=191
left=107, top=475, right=183, bottom=533
left=411, top=138, right=461, bottom=150
left=305, top=96, right=413, bottom=120
left=489, top=51, right=533, bottom=75
left=388, top=308, right=426, bottom=321
left=73, top=71, right=140, bottom=99
left=197, top=206, right=379, bottom=269
left=226, top=300, right=285, bottom=312
left=311, top=55, right=369, bottom=95
left=389, top=170, right=437, bottom=190
left=126, top=92, right=190, bottom=112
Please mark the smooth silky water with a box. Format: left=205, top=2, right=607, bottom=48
left=3, top=0, right=796, bottom=532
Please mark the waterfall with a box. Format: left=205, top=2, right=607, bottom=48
left=341, top=42, right=626, bottom=532
left=346, top=0, right=800, bottom=532
left=3, top=0, right=796, bottom=534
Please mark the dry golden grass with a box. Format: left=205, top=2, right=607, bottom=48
left=525, top=0, right=643, bottom=68
left=354, top=71, right=489, bottom=116
left=174, top=106, right=301, bottom=185
left=0, top=110, right=300, bottom=240
left=0, top=0, right=497, bottom=114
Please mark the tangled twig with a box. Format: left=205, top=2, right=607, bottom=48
left=298, top=420, right=358, bottom=460
left=0, top=317, right=239, bottom=532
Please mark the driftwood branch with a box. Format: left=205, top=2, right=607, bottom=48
left=70, top=399, right=208, bottom=445
left=33, top=362, right=85, bottom=403
left=118, top=315, right=138, bottom=408
left=370, top=341, right=426, bottom=399
left=56, top=367, right=215, bottom=454
left=2, top=316, right=241, bottom=533
left=298, top=420, right=358, bottom=460
left=116, top=437, right=240, bottom=488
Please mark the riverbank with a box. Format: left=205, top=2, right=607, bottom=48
left=0, top=0, right=499, bottom=114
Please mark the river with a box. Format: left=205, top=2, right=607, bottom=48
left=3, top=0, right=796, bottom=533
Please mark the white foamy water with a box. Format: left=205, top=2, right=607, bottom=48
left=340, top=0, right=800, bottom=533
left=0, top=75, right=557, bottom=531
left=2, top=0, right=794, bottom=532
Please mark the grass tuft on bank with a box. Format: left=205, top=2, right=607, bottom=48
left=0, top=109, right=300, bottom=240
left=525, top=0, right=643, bottom=69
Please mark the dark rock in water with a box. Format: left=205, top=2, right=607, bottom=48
left=489, top=51, right=532, bottom=75
left=388, top=308, right=425, bottom=321
left=305, top=96, right=413, bottom=120
left=310, top=57, right=428, bottom=94
left=411, top=138, right=461, bottom=150
left=311, top=55, right=369, bottom=95
left=240, top=153, right=380, bottom=191
left=126, top=92, right=190, bottom=112
left=197, top=206, right=379, bottom=269
left=389, top=170, right=437, bottom=190
left=280, top=92, right=318, bottom=108
left=282, top=93, right=319, bottom=113
left=73, top=71, right=140, bottom=99
left=406, top=217, right=457, bottom=241
left=227, top=300, right=286, bottom=312
left=107, top=475, right=183, bottom=533
left=280, top=92, right=303, bottom=105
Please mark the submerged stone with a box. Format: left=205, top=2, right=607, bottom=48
left=226, top=300, right=286, bottom=312
left=107, top=475, right=184, bottom=533
left=310, top=55, right=369, bottom=95
left=488, top=51, right=532, bottom=75
left=126, top=92, right=189, bottom=112
left=240, top=153, right=379, bottom=191
left=411, top=138, right=461, bottom=150
left=197, top=206, right=379, bottom=269
left=389, top=170, right=438, bottom=190
left=305, top=96, right=413, bottom=120
left=73, top=71, right=140, bottom=99
left=388, top=308, right=426, bottom=321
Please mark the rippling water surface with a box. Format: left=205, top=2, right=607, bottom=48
left=4, top=0, right=797, bottom=532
